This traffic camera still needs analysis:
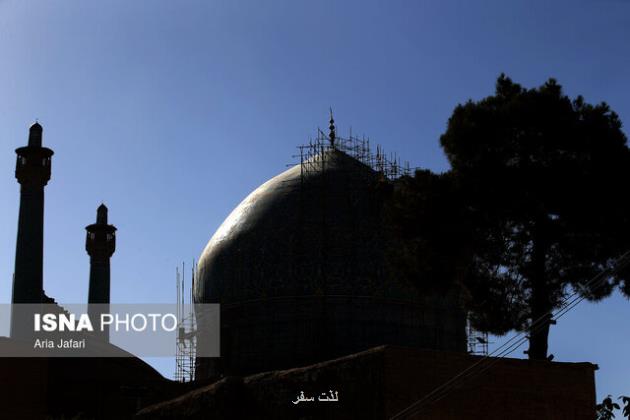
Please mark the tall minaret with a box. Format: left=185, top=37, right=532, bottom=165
left=11, top=123, right=54, bottom=337
left=86, top=204, right=116, bottom=341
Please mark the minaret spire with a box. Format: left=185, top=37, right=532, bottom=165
left=97, top=203, right=108, bottom=224
left=328, top=108, right=336, bottom=148
left=28, top=122, right=43, bottom=147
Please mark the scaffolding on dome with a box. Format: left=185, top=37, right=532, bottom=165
left=467, top=317, right=490, bottom=356
left=175, top=262, right=197, bottom=382
left=293, top=125, right=413, bottom=182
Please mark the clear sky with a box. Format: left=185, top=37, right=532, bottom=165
left=1, top=0, right=629, bottom=401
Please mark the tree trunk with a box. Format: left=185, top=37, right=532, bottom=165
left=527, top=220, right=552, bottom=360
left=527, top=301, right=551, bottom=360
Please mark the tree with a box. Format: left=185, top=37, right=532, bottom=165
left=385, top=170, right=472, bottom=295
left=440, top=74, right=630, bottom=359
left=596, top=395, right=630, bottom=419
left=596, top=395, right=620, bottom=420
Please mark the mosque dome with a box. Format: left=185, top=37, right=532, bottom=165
left=194, top=147, right=466, bottom=378
left=195, top=149, right=410, bottom=304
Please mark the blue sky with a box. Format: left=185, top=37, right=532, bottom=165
left=0, top=0, right=629, bottom=399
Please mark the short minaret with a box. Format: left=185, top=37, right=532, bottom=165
left=86, top=204, right=116, bottom=341
left=11, top=123, right=54, bottom=337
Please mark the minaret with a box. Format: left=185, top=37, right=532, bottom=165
left=10, top=123, right=54, bottom=337
left=86, top=204, right=116, bottom=341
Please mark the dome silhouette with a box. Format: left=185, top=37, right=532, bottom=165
left=195, top=149, right=466, bottom=378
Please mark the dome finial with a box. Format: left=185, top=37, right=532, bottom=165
left=328, top=108, right=336, bottom=148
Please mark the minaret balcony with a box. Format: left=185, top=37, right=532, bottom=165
left=15, top=146, right=54, bottom=186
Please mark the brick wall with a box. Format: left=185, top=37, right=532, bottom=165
left=384, top=347, right=596, bottom=419
left=140, top=345, right=596, bottom=419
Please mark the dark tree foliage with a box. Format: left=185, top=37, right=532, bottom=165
left=440, top=74, right=630, bottom=359
left=387, top=169, right=528, bottom=333
left=386, top=170, right=472, bottom=295
left=596, top=395, right=620, bottom=420
left=596, top=395, right=630, bottom=420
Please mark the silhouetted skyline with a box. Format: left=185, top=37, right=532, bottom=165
left=0, top=0, right=629, bottom=396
